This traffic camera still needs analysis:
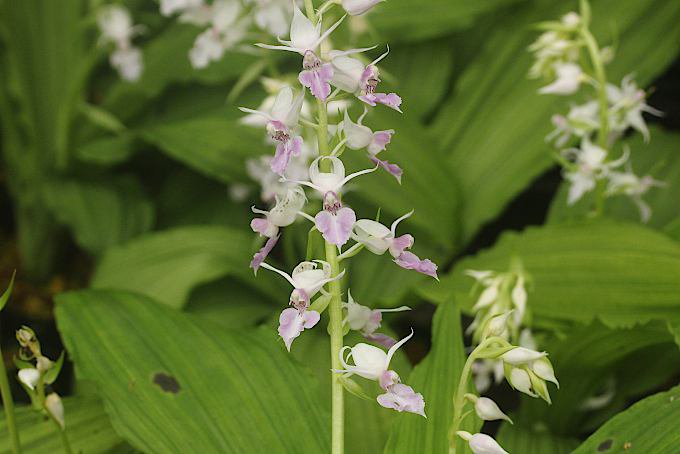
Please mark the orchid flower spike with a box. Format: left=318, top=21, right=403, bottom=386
left=285, top=156, right=378, bottom=195
left=343, top=290, right=410, bottom=347
left=352, top=211, right=438, bottom=279
left=251, top=187, right=307, bottom=238
left=256, top=3, right=345, bottom=55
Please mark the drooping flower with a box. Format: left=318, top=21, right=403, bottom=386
left=314, top=192, right=356, bottom=246
left=539, top=62, right=584, bottom=95
left=341, top=0, right=383, bottom=15
left=343, top=290, right=410, bottom=347
left=240, top=86, right=306, bottom=174
left=465, top=394, right=513, bottom=423
left=456, top=431, right=509, bottom=454
left=358, top=64, right=402, bottom=112
left=260, top=260, right=345, bottom=304
left=278, top=306, right=320, bottom=351
left=250, top=186, right=307, bottom=238
left=607, top=75, right=662, bottom=142
left=341, top=109, right=400, bottom=181
left=285, top=156, right=378, bottom=196
left=336, top=330, right=426, bottom=416
left=299, top=50, right=334, bottom=101
left=45, top=393, right=65, bottom=429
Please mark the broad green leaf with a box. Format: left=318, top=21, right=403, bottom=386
left=547, top=126, right=680, bottom=231
left=431, top=0, right=680, bottom=244
left=74, top=134, right=135, bottom=166
left=43, top=176, right=154, bottom=255
left=496, top=424, right=578, bottom=454
left=670, top=320, right=680, bottom=349
left=55, top=289, right=330, bottom=453
left=371, top=0, right=520, bottom=42
left=384, top=300, right=478, bottom=453
left=92, top=225, right=286, bottom=309
left=0, top=393, right=132, bottom=453
left=345, top=108, right=461, bottom=250
left=572, top=385, right=680, bottom=453
left=385, top=39, right=454, bottom=120
left=139, top=116, right=268, bottom=183
left=421, top=220, right=680, bottom=328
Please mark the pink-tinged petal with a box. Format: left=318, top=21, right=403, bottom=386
left=368, top=129, right=394, bottom=155
left=299, top=64, right=333, bottom=102
left=302, top=310, right=320, bottom=328
left=388, top=234, right=413, bottom=258
left=365, top=332, right=397, bottom=349
left=271, top=142, right=291, bottom=175
left=377, top=383, right=426, bottom=417
left=251, top=217, right=275, bottom=237
left=370, top=157, right=403, bottom=183
left=395, top=251, right=438, bottom=279
left=379, top=370, right=400, bottom=390
left=359, top=94, right=378, bottom=107
left=315, top=207, right=356, bottom=246
left=360, top=65, right=378, bottom=88
left=278, top=308, right=319, bottom=352
left=364, top=310, right=382, bottom=333
left=289, top=135, right=303, bottom=157
left=250, top=235, right=279, bottom=273
left=374, top=93, right=403, bottom=112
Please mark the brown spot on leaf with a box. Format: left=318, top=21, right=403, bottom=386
left=153, top=373, right=180, bottom=394
left=598, top=439, right=613, bottom=451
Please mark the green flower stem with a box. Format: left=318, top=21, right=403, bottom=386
left=0, top=341, right=22, bottom=454
left=448, top=337, right=508, bottom=454
left=580, top=21, right=610, bottom=215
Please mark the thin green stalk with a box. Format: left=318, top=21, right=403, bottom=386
left=51, top=418, right=73, bottom=454
left=0, top=342, right=22, bottom=454
left=580, top=25, right=610, bottom=215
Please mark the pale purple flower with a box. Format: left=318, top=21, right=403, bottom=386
left=278, top=307, right=320, bottom=351
left=359, top=64, right=402, bottom=112
left=251, top=187, right=307, bottom=238
left=284, top=156, right=378, bottom=195
left=341, top=0, right=383, bottom=15
left=370, top=157, right=403, bottom=183
left=377, top=383, right=426, bottom=417
left=314, top=192, right=356, bottom=246
left=259, top=260, right=345, bottom=303
left=342, top=110, right=394, bottom=155
left=240, top=86, right=305, bottom=131
left=255, top=3, right=345, bottom=55
left=343, top=290, right=410, bottom=347
left=337, top=329, right=413, bottom=380
left=269, top=120, right=304, bottom=175
left=250, top=235, right=280, bottom=273
left=299, top=51, right=334, bottom=101
left=394, top=251, right=438, bottom=280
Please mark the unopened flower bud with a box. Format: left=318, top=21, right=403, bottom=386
left=466, top=394, right=513, bottom=423
left=17, top=368, right=40, bottom=390
left=456, top=431, right=509, bottom=454
left=16, top=326, right=36, bottom=348
left=529, top=370, right=552, bottom=404
left=341, top=0, right=383, bottom=16
left=506, top=366, right=536, bottom=397
left=36, top=356, right=53, bottom=373
left=501, top=346, right=547, bottom=365
left=531, top=357, right=559, bottom=388
left=45, top=393, right=65, bottom=428
left=483, top=311, right=513, bottom=339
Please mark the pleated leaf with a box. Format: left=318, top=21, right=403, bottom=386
left=55, top=290, right=330, bottom=453
left=0, top=394, right=132, bottom=453
left=572, top=385, right=680, bottom=453
left=420, top=220, right=680, bottom=328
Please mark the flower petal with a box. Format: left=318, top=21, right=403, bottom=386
left=376, top=383, right=426, bottom=417
left=250, top=235, right=280, bottom=273
left=394, top=251, right=438, bottom=279
left=315, top=207, right=357, bottom=246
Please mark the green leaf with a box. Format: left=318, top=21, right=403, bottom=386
left=496, top=423, right=578, bottom=454
left=431, top=0, right=680, bottom=244
left=0, top=393, right=133, bottom=453
left=0, top=270, right=16, bottom=311
left=421, top=220, right=680, bottom=327
left=43, top=351, right=65, bottom=385
left=43, top=176, right=154, bottom=255
left=372, top=0, right=520, bottom=42
left=55, top=289, right=330, bottom=452
left=384, top=300, right=478, bottom=453
left=91, top=225, right=286, bottom=309
left=572, top=385, right=680, bottom=453
left=138, top=116, right=267, bottom=183
left=547, top=126, right=680, bottom=231
left=74, top=134, right=135, bottom=166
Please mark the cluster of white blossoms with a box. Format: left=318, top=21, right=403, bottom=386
left=97, top=5, right=145, bottom=82
left=451, top=263, right=558, bottom=454
left=529, top=5, right=664, bottom=221
left=240, top=0, right=438, bottom=417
